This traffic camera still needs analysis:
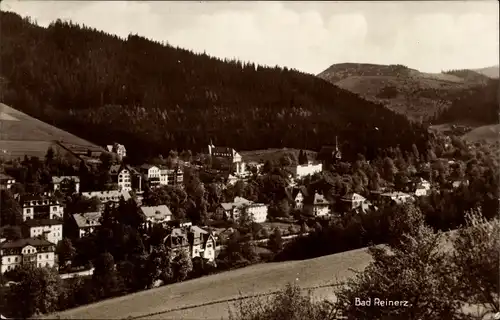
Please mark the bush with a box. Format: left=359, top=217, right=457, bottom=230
left=228, top=283, right=338, bottom=320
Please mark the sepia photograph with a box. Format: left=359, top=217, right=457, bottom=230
left=0, top=1, right=498, bottom=319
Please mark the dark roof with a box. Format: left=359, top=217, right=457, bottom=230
left=212, top=147, right=234, bottom=154
left=23, top=218, right=63, bottom=227
left=52, top=176, right=80, bottom=184
left=109, top=164, right=122, bottom=175
left=0, top=237, right=54, bottom=249
left=20, top=193, right=56, bottom=203
left=292, top=186, right=309, bottom=198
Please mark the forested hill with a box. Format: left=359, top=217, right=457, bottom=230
left=433, top=79, right=499, bottom=126
left=0, top=11, right=428, bottom=161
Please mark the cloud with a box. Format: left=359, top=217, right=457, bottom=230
left=2, top=1, right=499, bottom=74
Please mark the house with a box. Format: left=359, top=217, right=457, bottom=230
left=226, top=174, right=238, bottom=186
left=22, top=219, right=63, bottom=245
left=72, top=212, right=101, bottom=238
left=208, top=142, right=245, bottom=176
left=140, top=205, right=173, bottom=227
left=167, top=167, right=184, bottom=186
left=0, top=238, right=57, bottom=274
left=304, top=193, right=331, bottom=217
left=109, top=165, right=138, bottom=192
left=412, top=178, right=431, bottom=197
left=0, top=173, right=15, bottom=190
left=72, top=212, right=102, bottom=238
left=52, top=176, right=80, bottom=194
left=140, top=164, right=161, bottom=188
left=20, top=193, right=64, bottom=221
left=380, top=191, right=413, bottom=204
left=340, top=193, right=368, bottom=211
left=164, top=225, right=216, bottom=262
left=317, top=136, right=342, bottom=166
left=289, top=186, right=309, bottom=210
left=288, top=162, right=323, bottom=180
left=452, top=179, right=469, bottom=189
left=81, top=190, right=131, bottom=207
left=219, top=197, right=268, bottom=223
left=106, top=143, right=127, bottom=159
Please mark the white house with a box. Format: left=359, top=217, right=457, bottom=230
left=81, top=190, right=131, bottom=207
left=164, top=225, right=217, bottom=262
left=158, top=166, right=184, bottom=187
left=0, top=238, right=57, bottom=274
left=340, top=193, right=367, bottom=211
left=290, top=187, right=309, bottom=210
left=380, top=191, right=413, bottom=204
left=109, top=165, right=133, bottom=192
left=22, top=219, right=63, bottom=245
left=140, top=164, right=161, bottom=188
left=52, top=176, right=80, bottom=194
left=140, top=205, right=173, bottom=226
left=106, top=143, right=127, bottom=159
left=413, top=178, right=431, bottom=197
left=20, top=193, right=64, bottom=221
left=289, top=162, right=323, bottom=180
left=72, top=212, right=102, bottom=238
left=0, top=173, right=15, bottom=190
left=208, top=143, right=246, bottom=176
left=305, top=193, right=331, bottom=217
left=220, top=197, right=268, bottom=223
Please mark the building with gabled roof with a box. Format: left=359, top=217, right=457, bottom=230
left=304, top=193, right=331, bottom=217
left=163, top=225, right=216, bottom=262
left=219, top=197, right=268, bottom=223
left=52, top=175, right=80, bottom=194
left=0, top=237, right=57, bottom=273
left=20, top=192, right=64, bottom=221
left=22, top=218, right=63, bottom=245
left=72, top=212, right=102, bottom=238
left=140, top=205, right=173, bottom=226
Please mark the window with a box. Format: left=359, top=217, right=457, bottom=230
left=53, top=207, right=57, bottom=211
left=46, top=254, right=49, bottom=259
left=39, top=263, right=42, bottom=267
left=26, top=208, right=31, bottom=213
left=7, top=258, right=10, bottom=262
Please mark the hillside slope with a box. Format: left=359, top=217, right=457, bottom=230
left=432, top=78, right=499, bottom=126
left=473, top=65, right=499, bottom=79
left=0, top=103, right=103, bottom=160
left=0, top=12, right=428, bottom=162
left=317, top=63, right=491, bottom=122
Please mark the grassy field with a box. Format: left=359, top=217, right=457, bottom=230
left=462, top=124, right=500, bottom=144
left=45, top=231, right=459, bottom=320
left=240, top=148, right=317, bottom=164
left=0, top=103, right=103, bottom=160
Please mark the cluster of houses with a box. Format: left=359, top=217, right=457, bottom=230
left=0, top=139, right=470, bottom=274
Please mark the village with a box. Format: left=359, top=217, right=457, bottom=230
left=0, top=134, right=471, bottom=281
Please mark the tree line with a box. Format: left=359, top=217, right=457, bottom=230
left=1, top=11, right=428, bottom=162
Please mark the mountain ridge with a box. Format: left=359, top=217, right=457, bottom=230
left=317, top=62, right=493, bottom=122
left=0, top=11, right=428, bottom=162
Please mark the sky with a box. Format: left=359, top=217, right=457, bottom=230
left=2, top=1, right=499, bottom=75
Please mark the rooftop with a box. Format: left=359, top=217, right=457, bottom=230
left=52, top=176, right=80, bottom=184
left=73, top=212, right=102, bottom=228
left=24, top=218, right=63, bottom=227
left=140, top=205, right=173, bottom=219
left=0, top=237, right=54, bottom=249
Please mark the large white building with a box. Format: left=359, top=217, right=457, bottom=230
left=22, top=219, right=63, bottom=245
left=220, top=197, right=268, bottom=223
left=290, top=162, right=323, bottom=180
left=81, top=190, right=132, bottom=209
left=140, top=164, right=161, bottom=188
left=20, top=193, right=64, bottom=221
left=208, top=143, right=246, bottom=176
left=106, top=142, right=127, bottom=159
left=109, top=165, right=133, bottom=192
left=0, top=238, right=57, bottom=274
